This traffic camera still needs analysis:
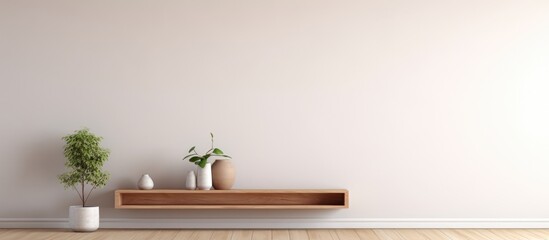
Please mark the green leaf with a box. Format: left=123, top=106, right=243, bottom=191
left=212, top=148, right=224, bottom=154
left=188, top=146, right=196, bottom=153
left=203, top=154, right=211, bottom=161
left=189, top=156, right=202, bottom=162
left=198, top=159, right=207, bottom=168
left=59, top=128, right=110, bottom=206
left=182, top=153, right=197, bottom=160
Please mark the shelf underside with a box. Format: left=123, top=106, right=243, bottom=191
left=115, top=189, right=349, bottom=209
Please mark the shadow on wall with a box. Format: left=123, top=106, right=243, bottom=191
left=10, top=135, right=344, bottom=219
left=11, top=134, right=68, bottom=218
left=92, top=160, right=191, bottom=209
left=12, top=134, right=127, bottom=216
left=91, top=176, right=136, bottom=209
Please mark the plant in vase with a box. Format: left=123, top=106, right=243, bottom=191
left=183, top=133, right=232, bottom=190
left=58, top=128, right=109, bottom=232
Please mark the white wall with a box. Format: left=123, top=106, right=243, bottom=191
left=1, top=0, right=549, bottom=226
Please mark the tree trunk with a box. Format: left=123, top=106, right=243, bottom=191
left=81, top=179, right=85, bottom=207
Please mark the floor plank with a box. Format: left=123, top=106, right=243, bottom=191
left=146, top=230, right=180, bottom=240
left=231, top=230, right=253, bottom=240
left=85, top=229, right=140, bottom=240
left=396, top=229, right=430, bottom=240
left=190, top=230, right=213, bottom=240
left=252, top=230, right=272, bottom=240
left=355, top=229, right=381, bottom=240
left=173, top=230, right=194, bottom=240
left=289, top=230, right=309, bottom=240
left=474, top=229, right=512, bottom=240
left=513, top=230, right=546, bottom=240
left=452, top=230, right=491, bottom=240
left=308, top=230, right=334, bottom=240
left=77, top=230, right=119, bottom=240
left=14, top=229, right=58, bottom=240
left=330, top=230, right=340, bottom=240
left=526, top=229, right=549, bottom=238
left=0, top=229, right=36, bottom=240
left=373, top=229, right=405, bottom=240
left=442, top=229, right=484, bottom=240
left=0, top=229, right=547, bottom=240
left=272, top=230, right=290, bottom=240
left=537, top=229, right=549, bottom=233
left=412, top=230, right=451, bottom=240
left=492, top=229, right=529, bottom=240
left=211, top=230, right=233, bottom=240
left=127, top=230, right=158, bottom=240
left=0, top=230, right=14, bottom=238
left=31, top=230, right=86, bottom=240
left=335, top=229, right=360, bottom=240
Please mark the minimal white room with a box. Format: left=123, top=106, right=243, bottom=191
left=1, top=0, right=549, bottom=239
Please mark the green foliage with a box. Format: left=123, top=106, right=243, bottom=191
left=182, top=133, right=231, bottom=168
left=58, top=128, right=110, bottom=207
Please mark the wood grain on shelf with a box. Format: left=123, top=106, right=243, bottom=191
left=115, top=189, right=348, bottom=209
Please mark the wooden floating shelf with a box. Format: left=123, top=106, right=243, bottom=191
left=115, top=189, right=349, bottom=209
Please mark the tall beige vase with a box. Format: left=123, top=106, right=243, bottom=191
left=211, top=159, right=235, bottom=190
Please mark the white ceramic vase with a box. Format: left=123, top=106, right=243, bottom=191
left=196, top=163, right=212, bottom=190
left=185, top=170, right=196, bottom=190
left=137, top=174, right=154, bottom=190
left=69, top=205, right=99, bottom=232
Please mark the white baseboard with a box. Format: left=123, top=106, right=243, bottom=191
left=2, top=218, right=549, bottom=229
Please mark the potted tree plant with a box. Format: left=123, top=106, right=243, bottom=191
left=58, top=128, right=109, bottom=232
left=183, top=133, right=232, bottom=190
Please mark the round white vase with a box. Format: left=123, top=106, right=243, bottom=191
left=69, top=206, right=99, bottom=232
left=137, top=174, right=154, bottom=190
left=185, top=170, right=196, bottom=190
left=196, top=163, right=212, bottom=190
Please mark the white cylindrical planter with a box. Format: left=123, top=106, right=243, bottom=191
left=69, top=206, right=99, bottom=232
left=185, top=170, right=196, bottom=190
left=137, top=174, right=154, bottom=190
left=196, top=163, right=212, bottom=190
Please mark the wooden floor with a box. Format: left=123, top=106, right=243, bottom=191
left=0, top=229, right=548, bottom=240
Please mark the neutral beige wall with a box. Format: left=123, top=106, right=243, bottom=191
left=1, top=0, right=549, bottom=220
